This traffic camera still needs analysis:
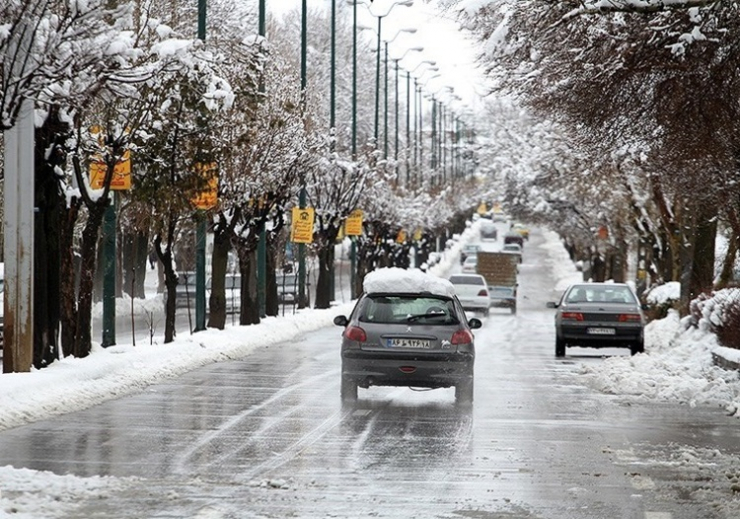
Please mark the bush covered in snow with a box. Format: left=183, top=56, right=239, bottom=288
left=687, top=288, right=740, bottom=350
left=643, top=281, right=681, bottom=321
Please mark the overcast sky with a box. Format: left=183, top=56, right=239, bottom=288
left=264, top=0, right=489, bottom=113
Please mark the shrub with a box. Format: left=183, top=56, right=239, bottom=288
left=687, top=288, right=740, bottom=350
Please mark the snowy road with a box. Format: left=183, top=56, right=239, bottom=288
left=1, top=229, right=739, bottom=518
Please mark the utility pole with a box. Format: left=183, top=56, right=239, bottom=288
left=298, top=0, right=308, bottom=309
left=195, top=0, right=207, bottom=331
left=3, top=24, right=34, bottom=372
left=257, top=0, right=267, bottom=318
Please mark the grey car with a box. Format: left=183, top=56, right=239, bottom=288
left=547, top=282, right=646, bottom=357
left=334, top=288, right=481, bottom=404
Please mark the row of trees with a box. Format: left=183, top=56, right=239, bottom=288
left=457, top=0, right=740, bottom=311
left=1, top=0, right=481, bottom=369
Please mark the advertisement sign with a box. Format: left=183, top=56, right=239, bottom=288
left=89, top=150, right=132, bottom=190
left=345, top=209, right=363, bottom=236
left=291, top=207, right=315, bottom=243
left=191, top=162, right=219, bottom=210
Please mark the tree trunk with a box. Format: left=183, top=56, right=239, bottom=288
left=34, top=108, right=65, bottom=367
left=74, top=203, right=107, bottom=358
left=122, top=229, right=149, bottom=299
left=208, top=221, right=231, bottom=330
left=266, top=233, right=279, bottom=317
left=690, top=204, right=717, bottom=298
left=315, top=244, right=334, bottom=309
left=59, top=199, right=81, bottom=357
left=717, top=232, right=738, bottom=289
left=155, top=228, right=178, bottom=344
left=237, top=244, right=260, bottom=325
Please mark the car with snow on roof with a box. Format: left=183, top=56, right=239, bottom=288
left=334, top=268, right=481, bottom=404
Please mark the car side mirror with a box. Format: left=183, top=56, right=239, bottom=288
left=468, top=318, right=482, bottom=329
left=333, top=315, right=349, bottom=327
left=546, top=302, right=558, bottom=309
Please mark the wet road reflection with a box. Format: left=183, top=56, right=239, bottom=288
left=1, top=230, right=739, bottom=518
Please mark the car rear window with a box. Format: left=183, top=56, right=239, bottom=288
left=358, top=295, right=459, bottom=324
left=567, top=286, right=636, bottom=304
left=449, top=275, right=484, bottom=285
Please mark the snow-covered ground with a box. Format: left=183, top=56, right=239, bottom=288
left=1, top=223, right=740, bottom=517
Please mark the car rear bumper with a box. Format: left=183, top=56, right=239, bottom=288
left=342, top=352, right=474, bottom=389
left=559, top=325, right=642, bottom=347
left=489, top=298, right=515, bottom=308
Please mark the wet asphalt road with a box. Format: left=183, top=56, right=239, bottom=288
left=1, top=230, right=740, bottom=518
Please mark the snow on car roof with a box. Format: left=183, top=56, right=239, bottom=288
left=363, top=267, right=456, bottom=297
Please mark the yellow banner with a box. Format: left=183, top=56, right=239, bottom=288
left=345, top=209, right=363, bottom=236
left=89, top=150, right=132, bottom=190
left=192, top=162, right=219, bottom=210
left=291, top=207, right=315, bottom=243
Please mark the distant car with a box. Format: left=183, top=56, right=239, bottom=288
left=503, top=232, right=524, bottom=248
left=480, top=221, right=498, bottom=241
left=449, top=274, right=490, bottom=315
left=492, top=212, right=507, bottom=223
left=460, top=244, right=481, bottom=264
left=488, top=285, right=517, bottom=314
left=547, top=282, right=646, bottom=357
left=511, top=223, right=530, bottom=240
left=174, top=271, right=197, bottom=308
left=462, top=255, right=478, bottom=273
left=502, top=243, right=523, bottom=263
left=334, top=268, right=481, bottom=404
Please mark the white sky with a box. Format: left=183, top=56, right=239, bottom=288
left=2, top=221, right=740, bottom=516
left=265, top=0, right=490, bottom=111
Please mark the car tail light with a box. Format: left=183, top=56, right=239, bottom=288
left=344, top=326, right=367, bottom=342
left=451, top=329, right=474, bottom=345
left=561, top=312, right=584, bottom=321
left=618, top=314, right=642, bottom=322
left=477, top=289, right=489, bottom=297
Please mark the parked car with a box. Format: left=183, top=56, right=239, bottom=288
left=462, top=255, right=478, bottom=273
left=511, top=223, right=530, bottom=240
left=449, top=274, right=490, bottom=315
left=480, top=221, right=498, bottom=241
left=460, top=244, right=481, bottom=264
left=277, top=272, right=298, bottom=304
left=503, top=232, right=524, bottom=248
left=547, top=282, right=646, bottom=357
left=334, top=268, right=481, bottom=404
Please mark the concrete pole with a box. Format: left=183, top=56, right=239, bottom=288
left=3, top=27, right=35, bottom=372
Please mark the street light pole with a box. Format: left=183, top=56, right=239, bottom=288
left=195, top=0, right=207, bottom=332
left=298, top=0, right=308, bottom=309
left=257, top=0, right=267, bottom=318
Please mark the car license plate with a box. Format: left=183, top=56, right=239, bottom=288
left=587, top=327, right=615, bottom=335
left=387, top=338, right=431, bottom=349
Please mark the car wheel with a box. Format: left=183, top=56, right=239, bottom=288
left=510, top=305, right=516, bottom=315
left=630, top=340, right=645, bottom=356
left=455, top=377, right=474, bottom=405
left=340, top=376, right=358, bottom=401
left=555, top=337, right=566, bottom=357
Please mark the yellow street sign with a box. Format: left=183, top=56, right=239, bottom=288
left=192, top=162, right=219, bottom=210
left=89, top=150, right=132, bottom=190
left=345, top=209, right=363, bottom=236
left=413, top=228, right=423, bottom=241
left=396, top=230, right=407, bottom=243
left=477, top=202, right=487, bottom=215
left=291, top=207, right=315, bottom=243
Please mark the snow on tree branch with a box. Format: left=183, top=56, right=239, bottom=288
left=565, top=0, right=720, bottom=19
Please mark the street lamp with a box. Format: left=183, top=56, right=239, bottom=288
left=356, top=0, right=414, bottom=150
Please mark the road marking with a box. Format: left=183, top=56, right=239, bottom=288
left=645, top=513, right=672, bottom=519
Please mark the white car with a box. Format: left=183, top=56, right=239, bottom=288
left=461, top=255, right=478, bottom=273
left=449, top=274, right=490, bottom=315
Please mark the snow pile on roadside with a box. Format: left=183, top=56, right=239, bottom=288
left=0, top=466, right=135, bottom=519
left=0, top=302, right=354, bottom=432
left=578, top=310, right=740, bottom=412
left=540, top=229, right=582, bottom=291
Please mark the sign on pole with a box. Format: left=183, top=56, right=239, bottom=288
left=191, top=162, right=219, bottom=210
left=345, top=209, right=363, bottom=236
left=291, top=207, right=315, bottom=243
